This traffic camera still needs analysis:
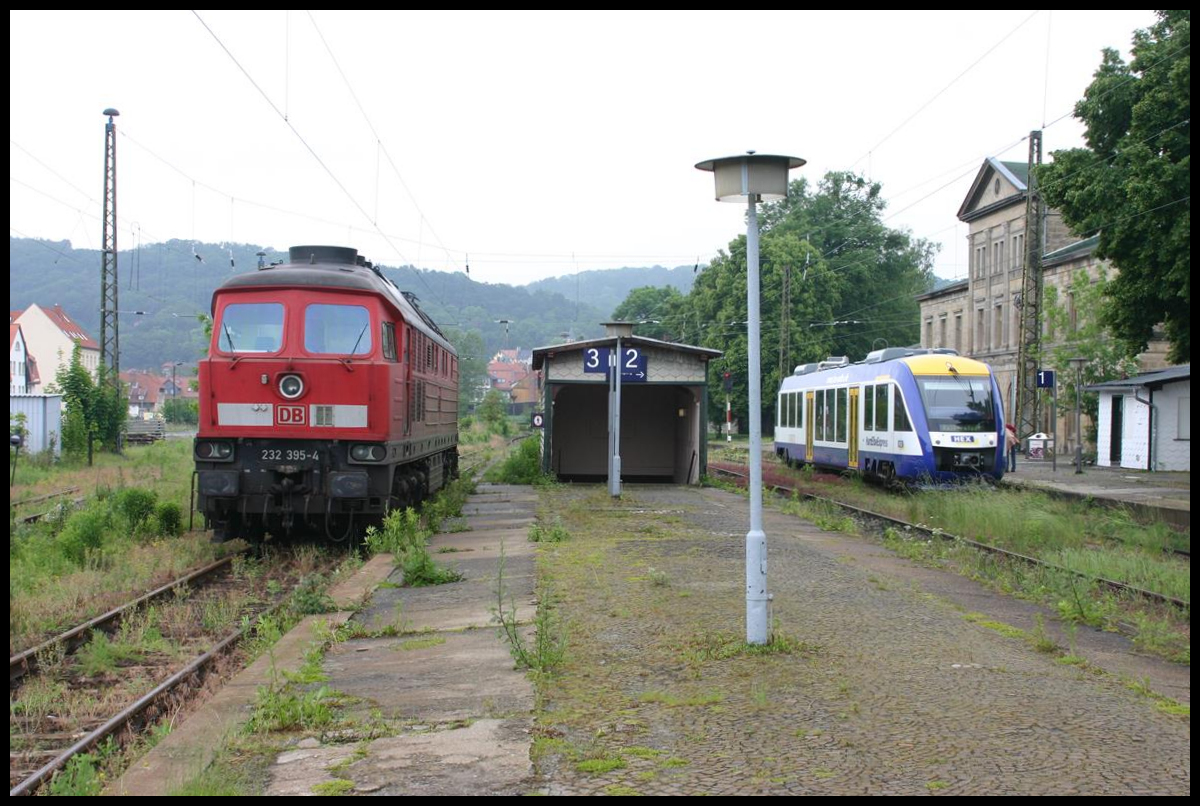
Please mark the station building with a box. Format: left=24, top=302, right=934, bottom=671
left=532, top=323, right=721, bottom=484
left=917, top=157, right=1171, bottom=457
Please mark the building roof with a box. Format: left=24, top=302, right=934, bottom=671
left=957, top=157, right=1029, bottom=223
left=1042, top=234, right=1099, bottom=266
left=1086, top=364, right=1190, bottom=392
left=121, top=369, right=166, bottom=406
left=915, top=278, right=968, bottom=302
left=532, top=334, right=722, bottom=371
left=43, top=304, right=100, bottom=350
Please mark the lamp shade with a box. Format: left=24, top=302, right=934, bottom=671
left=695, top=153, right=805, bottom=202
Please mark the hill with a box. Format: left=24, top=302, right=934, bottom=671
left=524, top=265, right=696, bottom=319
left=9, top=238, right=683, bottom=369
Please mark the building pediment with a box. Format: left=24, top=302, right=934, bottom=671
left=958, top=158, right=1028, bottom=223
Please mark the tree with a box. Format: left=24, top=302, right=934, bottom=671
left=1037, top=10, right=1190, bottom=363
left=49, top=344, right=127, bottom=460
left=163, top=398, right=199, bottom=425
left=1042, top=268, right=1139, bottom=445
left=616, top=171, right=935, bottom=427
left=477, top=389, right=508, bottom=429
left=445, top=328, right=488, bottom=404
left=611, top=286, right=684, bottom=340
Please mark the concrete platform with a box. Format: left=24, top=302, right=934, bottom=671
left=265, top=483, right=539, bottom=796
left=1000, top=461, right=1190, bottom=529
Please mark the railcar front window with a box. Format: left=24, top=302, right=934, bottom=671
left=305, top=304, right=372, bottom=356
left=218, top=303, right=283, bottom=353
left=916, top=376, right=995, bottom=433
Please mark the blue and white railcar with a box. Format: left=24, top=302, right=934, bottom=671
left=774, top=349, right=1005, bottom=483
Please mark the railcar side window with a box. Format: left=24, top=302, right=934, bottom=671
left=864, top=385, right=874, bottom=432
left=874, top=384, right=889, bottom=431
left=893, top=386, right=913, bottom=432
left=217, top=303, right=284, bottom=353
left=305, top=304, right=372, bottom=355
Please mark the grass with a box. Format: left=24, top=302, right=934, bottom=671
left=765, top=467, right=1192, bottom=663
left=9, top=439, right=226, bottom=653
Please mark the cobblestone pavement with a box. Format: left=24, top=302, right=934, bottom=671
left=534, top=484, right=1190, bottom=796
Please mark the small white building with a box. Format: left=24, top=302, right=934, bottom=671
left=1089, top=365, right=1190, bottom=472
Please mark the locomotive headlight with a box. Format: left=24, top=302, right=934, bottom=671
left=350, top=444, right=385, bottom=462
left=195, top=440, right=234, bottom=461
left=279, top=374, right=304, bottom=400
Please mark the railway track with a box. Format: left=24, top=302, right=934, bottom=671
left=708, top=463, right=1189, bottom=613
left=10, top=555, right=242, bottom=686
left=9, top=550, right=343, bottom=796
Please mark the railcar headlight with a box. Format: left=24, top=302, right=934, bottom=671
left=195, top=440, right=234, bottom=461
left=350, top=444, right=385, bottom=462
left=279, top=374, right=304, bottom=400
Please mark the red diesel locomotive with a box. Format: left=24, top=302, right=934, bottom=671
left=195, top=245, right=459, bottom=543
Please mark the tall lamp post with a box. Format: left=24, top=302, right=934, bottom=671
left=696, top=151, right=804, bottom=645
left=1068, top=356, right=1087, bottom=475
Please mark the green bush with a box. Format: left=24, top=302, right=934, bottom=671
left=492, top=437, right=542, bottom=484
left=115, top=487, right=158, bottom=529
left=57, top=504, right=113, bottom=564
left=154, top=502, right=184, bottom=537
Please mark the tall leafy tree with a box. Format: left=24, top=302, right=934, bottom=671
left=1037, top=10, right=1190, bottom=362
left=611, top=286, right=685, bottom=340
left=616, top=171, right=935, bottom=427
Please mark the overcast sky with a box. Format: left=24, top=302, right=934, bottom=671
left=10, top=10, right=1155, bottom=287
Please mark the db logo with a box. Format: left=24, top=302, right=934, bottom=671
left=277, top=405, right=306, bottom=426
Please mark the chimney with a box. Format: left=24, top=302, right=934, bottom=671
left=603, top=321, right=635, bottom=338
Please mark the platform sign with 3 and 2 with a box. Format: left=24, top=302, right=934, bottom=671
left=583, top=346, right=648, bottom=382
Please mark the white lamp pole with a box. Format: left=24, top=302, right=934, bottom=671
left=696, top=152, right=804, bottom=645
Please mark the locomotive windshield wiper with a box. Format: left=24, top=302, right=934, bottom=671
left=348, top=323, right=368, bottom=357
left=223, top=323, right=237, bottom=352
left=336, top=323, right=369, bottom=371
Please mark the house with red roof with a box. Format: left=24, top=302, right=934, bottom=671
left=10, top=304, right=100, bottom=393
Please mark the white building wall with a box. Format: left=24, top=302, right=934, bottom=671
left=1123, top=394, right=1151, bottom=471
left=13, top=304, right=99, bottom=393
left=1095, top=392, right=1114, bottom=467
left=1097, top=380, right=1191, bottom=471
left=11, top=328, right=28, bottom=395
left=1152, top=381, right=1190, bottom=471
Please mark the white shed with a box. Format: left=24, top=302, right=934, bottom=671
left=9, top=394, right=64, bottom=458
left=1088, top=365, right=1190, bottom=472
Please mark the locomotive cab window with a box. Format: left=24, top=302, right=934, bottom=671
left=217, top=302, right=284, bottom=353
left=382, top=322, right=397, bottom=361
left=304, top=304, right=372, bottom=356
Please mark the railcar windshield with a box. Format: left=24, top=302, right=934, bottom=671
left=915, top=375, right=996, bottom=433
left=304, top=304, right=372, bottom=355
left=217, top=302, right=283, bottom=353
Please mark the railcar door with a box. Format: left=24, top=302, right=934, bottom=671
left=805, top=391, right=815, bottom=463
left=848, top=387, right=859, bottom=469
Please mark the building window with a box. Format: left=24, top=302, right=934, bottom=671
left=1180, top=398, right=1191, bottom=441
